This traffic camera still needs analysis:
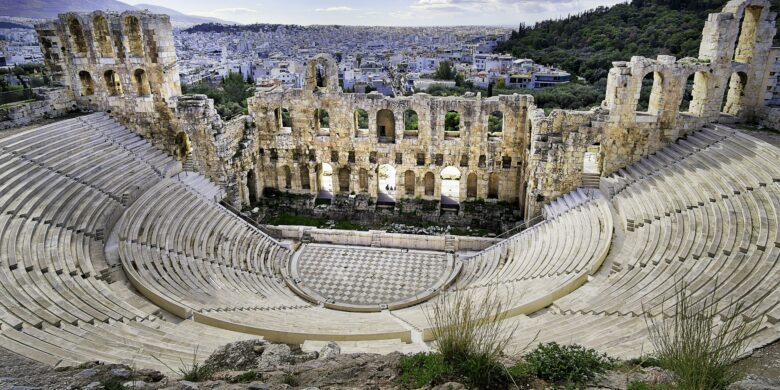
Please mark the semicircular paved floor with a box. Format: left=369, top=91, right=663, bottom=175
left=288, top=244, right=458, bottom=311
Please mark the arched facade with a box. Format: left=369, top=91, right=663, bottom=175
left=124, top=16, right=144, bottom=57
left=104, top=70, right=122, bottom=96
left=376, top=109, right=395, bottom=143
left=67, top=16, right=88, bottom=55
left=134, top=69, right=151, bottom=96
left=92, top=14, right=113, bottom=57
left=78, top=71, right=94, bottom=96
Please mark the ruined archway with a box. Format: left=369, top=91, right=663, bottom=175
left=488, top=173, right=499, bottom=199
left=67, top=16, right=88, bottom=55
left=318, top=163, right=334, bottom=199
left=636, top=71, right=664, bottom=114
left=300, top=165, right=310, bottom=191
left=104, top=70, right=122, bottom=96
left=377, top=109, right=395, bottom=143
left=440, top=166, right=461, bottom=206
left=378, top=164, right=396, bottom=204
left=734, top=5, right=763, bottom=63
left=679, top=71, right=708, bottom=115
left=124, top=15, right=144, bottom=57
left=78, top=71, right=94, bottom=96
left=134, top=69, right=151, bottom=96
left=306, top=54, right=339, bottom=92
left=466, top=172, right=477, bottom=199
left=722, top=71, right=748, bottom=116
left=424, top=172, right=435, bottom=197
left=93, top=14, right=113, bottom=57
left=404, top=170, right=415, bottom=196
left=355, top=109, right=369, bottom=136
left=404, top=109, right=419, bottom=138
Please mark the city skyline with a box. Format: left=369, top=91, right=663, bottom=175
left=126, top=0, right=628, bottom=26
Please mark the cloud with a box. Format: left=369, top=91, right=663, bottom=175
left=190, top=7, right=258, bottom=17
left=315, top=6, right=354, bottom=12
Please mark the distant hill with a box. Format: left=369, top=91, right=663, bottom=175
left=0, top=0, right=234, bottom=26
left=0, top=21, right=34, bottom=29
left=497, top=0, right=780, bottom=82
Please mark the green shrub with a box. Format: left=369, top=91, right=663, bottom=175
left=152, top=346, right=212, bottom=382
left=645, top=285, right=758, bottom=390
left=524, top=342, right=616, bottom=384
left=398, top=352, right=452, bottom=388
left=282, top=372, right=300, bottom=387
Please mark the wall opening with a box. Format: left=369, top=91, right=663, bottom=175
left=124, top=16, right=144, bottom=57
left=276, top=108, right=292, bottom=130
left=404, top=170, right=415, bottom=196
left=424, top=172, right=435, bottom=196
left=133, top=69, right=151, bottom=96
left=377, top=109, right=395, bottom=143
left=466, top=172, right=477, bottom=198
left=318, top=163, right=334, bottom=199
left=444, top=110, right=461, bottom=138
left=174, top=131, right=191, bottom=159
left=440, top=166, right=461, bottom=206
left=300, top=165, right=310, bottom=191
left=734, top=5, right=763, bottom=63
left=78, top=71, right=94, bottom=96
left=359, top=168, right=368, bottom=192
left=338, top=167, right=350, bottom=193
left=679, top=71, right=710, bottom=115
left=317, top=109, right=330, bottom=132
left=316, top=64, right=326, bottom=88
left=583, top=143, right=602, bottom=175
left=636, top=71, right=664, bottom=114
left=67, top=16, right=88, bottom=55
left=488, top=111, right=503, bottom=137
left=104, top=70, right=122, bottom=96
left=282, top=166, right=292, bottom=190
left=247, top=169, right=259, bottom=203
left=355, top=109, right=368, bottom=136
left=378, top=164, right=396, bottom=204
left=722, top=71, right=748, bottom=116
left=404, top=109, right=419, bottom=138
left=488, top=173, right=499, bottom=199
left=93, top=15, right=113, bottom=57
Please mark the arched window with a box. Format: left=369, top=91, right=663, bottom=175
left=93, top=14, right=113, bottom=57
left=316, top=64, right=326, bottom=88
left=133, top=69, right=151, bottom=96
left=488, top=111, right=503, bottom=136
left=316, top=109, right=329, bottom=129
left=636, top=71, right=663, bottom=114
left=104, top=70, right=122, bottom=96
left=276, top=108, right=292, bottom=130
left=404, top=109, right=419, bottom=138
left=722, top=71, right=748, bottom=116
left=424, top=172, right=435, bottom=197
left=488, top=173, right=499, bottom=199
left=67, top=16, right=87, bottom=55
left=338, top=167, right=350, bottom=193
left=440, top=166, right=461, bottom=206
left=124, top=16, right=144, bottom=57
left=377, top=109, right=395, bottom=143
left=444, top=111, right=460, bottom=139
left=467, top=172, right=477, bottom=198
left=378, top=164, right=396, bottom=202
left=679, top=71, right=708, bottom=116
left=404, top=170, right=415, bottom=196
left=246, top=169, right=259, bottom=203
left=282, top=166, right=292, bottom=189
left=300, top=165, right=310, bottom=191
left=734, top=6, right=763, bottom=63
left=355, top=109, right=368, bottom=136
left=78, top=71, right=94, bottom=96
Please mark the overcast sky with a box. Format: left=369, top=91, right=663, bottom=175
left=126, top=0, right=628, bottom=26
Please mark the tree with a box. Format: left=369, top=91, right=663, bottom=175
left=444, top=111, right=460, bottom=132
left=434, top=61, right=455, bottom=81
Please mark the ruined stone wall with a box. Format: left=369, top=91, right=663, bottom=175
left=35, top=11, right=181, bottom=152
left=0, top=87, right=77, bottom=130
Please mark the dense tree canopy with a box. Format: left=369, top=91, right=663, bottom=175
left=182, top=72, right=254, bottom=119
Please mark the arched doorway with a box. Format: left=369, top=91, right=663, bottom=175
left=318, top=163, right=334, bottom=199
left=488, top=173, right=499, bottom=199
left=282, top=166, right=292, bottom=190
left=300, top=165, right=310, bottom=191
left=78, top=71, right=94, bottom=96
left=722, top=71, right=748, bottom=116
left=246, top=169, right=259, bottom=204
left=124, top=15, right=144, bottom=57
left=104, top=70, right=122, bottom=96
left=466, top=172, right=477, bottom=198
left=636, top=71, right=663, bottom=114
left=134, top=69, right=151, bottom=96
left=67, top=16, right=87, bottom=55
left=378, top=164, right=396, bottom=204
left=377, top=109, right=395, bottom=143
left=93, top=14, right=113, bottom=57
left=583, top=144, right=602, bottom=175
left=174, top=131, right=191, bottom=159
left=424, top=172, right=435, bottom=197
left=404, top=170, right=415, bottom=196
left=338, top=167, right=350, bottom=193
left=440, top=166, right=461, bottom=207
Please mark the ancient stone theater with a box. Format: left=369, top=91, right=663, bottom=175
left=0, top=0, right=777, bottom=372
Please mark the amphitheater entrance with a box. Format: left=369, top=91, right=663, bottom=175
left=289, top=244, right=458, bottom=311
left=317, top=163, right=334, bottom=201
left=440, top=166, right=461, bottom=210
left=174, top=131, right=191, bottom=159
left=583, top=144, right=602, bottom=175
left=377, top=164, right=396, bottom=206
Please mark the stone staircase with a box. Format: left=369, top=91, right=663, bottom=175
left=370, top=231, right=382, bottom=247
left=182, top=151, right=197, bottom=172
left=444, top=235, right=456, bottom=253
left=581, top=173, right=601, bottom=188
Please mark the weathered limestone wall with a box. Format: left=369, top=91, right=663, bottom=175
left=0, top=87, right=76, bottom=130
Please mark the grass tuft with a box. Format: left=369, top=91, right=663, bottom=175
left=152, top=345, right=213, bottom=382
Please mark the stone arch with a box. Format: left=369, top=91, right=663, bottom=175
left=722, top=71, right=748, bottom=116
left=377, top=109, right=396, bottom=143
left=424, top=172, right=435, bottom=196
left=355, top=109, right=369, bottom=136
left=440, top=166, right=461, bottom=205
left=403, top=109, right=419, bottom=138
left=636, top=71, right=664, bottom=114
left=78, top=71, right=95, bottom=96
left=318, top=163, right=334, bottom=196
left=174, top=131, right=191, bottom=159
left=299, top=165, right=310, bottom=191
left=338, top=167, right=351, bottom=193
left=133, top=69, right=151, bottom=96
left=247, top=169, right=259, bottom=203
left=306, top=54, right=339, bottom=92
left=734, top=5, right=763, bottom=63
left=359, top=168, right=369, bottom=192
left=92, top=14, right=113, bottom=57
left=378, top=164, right=396, bottom=202
left=404, top=170, right=415, bottom=196
left=281, top=165, right=292, bottom=189
left=466, top=172, right=477, bottom=198
left=679, top=71, right=708, bottom=115
left=67, top=16, right=88, bottom=55
left=104, top=70, right=122, bottom=96
left=488, top=172, right=499, bottom=199
left=124, top=15, right=144, bottom=57
left=488, top=111, right=503, bottom=135
left=583, top=143, right=602, bottom=175
left=276, top=107, right=292, bottom=130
